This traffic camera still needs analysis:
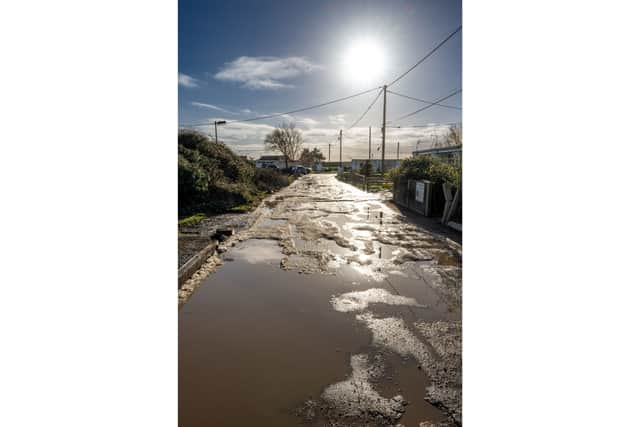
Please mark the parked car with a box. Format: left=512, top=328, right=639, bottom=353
left=288, top=165, right=309, bottom=175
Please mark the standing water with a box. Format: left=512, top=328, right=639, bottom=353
left=179, top=174, right=462, bottom=426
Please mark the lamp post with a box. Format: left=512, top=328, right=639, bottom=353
left=213, top=120, right=226, bottom=143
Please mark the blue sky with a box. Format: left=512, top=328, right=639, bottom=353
left=179, top=0, right=461, bottom=159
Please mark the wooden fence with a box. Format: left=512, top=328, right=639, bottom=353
left=393, top=179, right=462, bottom=231
left=337, top=172, right=392, bottom=193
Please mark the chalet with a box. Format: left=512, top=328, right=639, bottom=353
left=255, top=155, right=301, bottom=169
left=412, top=145, right=462, bottom=164
left=255, top=155, right=286, bottom=169
left=320, top=161, right=350, bottom=169
left=350, top=159, right=400, bottom=173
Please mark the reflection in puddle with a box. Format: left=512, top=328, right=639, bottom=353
left=229, top=239, right=283, bottom=265
left=331, top=288, right=425, bottom=312
left=180, top=174, right=461, bottom=427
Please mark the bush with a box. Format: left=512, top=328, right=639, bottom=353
left=178, top=130, right=289, bottom=216
left=178, top=213, right=206, bottom=227
left=359, top=160, right=373, bottom=177
left=254, top=168, right=289, bottom=193
left=390, top=156, right=461, bottom=187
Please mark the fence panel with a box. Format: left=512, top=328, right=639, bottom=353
left=393, top=180, right=409, bottom=207
left=407, top=179, right=428, bottom=215
left=365, top=175, right=392, bottom=192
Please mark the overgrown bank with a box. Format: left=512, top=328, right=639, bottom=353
left=179, top=130, right=290, bottom=218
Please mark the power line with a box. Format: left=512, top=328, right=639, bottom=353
left=387, top=90, right=461, bottom=110
left=388, top=89, right=462, bottom=123
left=180, top=86, right=382, bottom=127
left=388, top=121, right=461, bottom=129
left=347, top=88, right=384, bottom=130
left=387, top=25, right=462, bottom=88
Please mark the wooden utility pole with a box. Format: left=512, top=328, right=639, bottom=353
left=339, top=130, right=343, bottom=169
left=397, top=141, right=400, bottom=160
left=381, top=85, right=387, bottom=172
left=368, top=126, right=372, bottom=160
left=328, top=143, right=331, bottom=162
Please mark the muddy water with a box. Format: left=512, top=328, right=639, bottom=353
left=179, top=174, right=462, bottom=426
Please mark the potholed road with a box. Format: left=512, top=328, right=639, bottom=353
left=179, top=174, right=462, bottom=427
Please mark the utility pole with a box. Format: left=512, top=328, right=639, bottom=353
left=381, top=85, right=387, bottom=173
left=368, top=126, right=372, bottom=160
left=328, top=143, right=331, bottom=162
left=397, top=141, right=400, bottom=160
left=339, top=130, right=343, bottom=170
left=213, top=120, right=226, bottom=144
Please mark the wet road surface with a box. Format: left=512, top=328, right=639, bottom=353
left=179, top=174, right=462, bottom=427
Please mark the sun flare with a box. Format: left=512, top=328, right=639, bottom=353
left=342, top=39, right=384, bottom=84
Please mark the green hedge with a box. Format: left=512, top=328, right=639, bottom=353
left=389, top=156, right=461, bottom=187
left=178, top=130, right=289, bottom=216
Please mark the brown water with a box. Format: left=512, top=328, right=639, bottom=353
left=179, top=175, right=462, bottom=426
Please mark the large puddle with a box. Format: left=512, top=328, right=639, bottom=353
left=179, top=174, right=462, bottom=426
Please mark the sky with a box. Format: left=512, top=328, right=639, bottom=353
left=179, top=0, right=461, bottom=160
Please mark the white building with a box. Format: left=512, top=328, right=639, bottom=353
left=350, top=159, right=400, bottom=173
left=255, top=155, right=301, bottom=169
left=412, top=145, right=462, bottom=164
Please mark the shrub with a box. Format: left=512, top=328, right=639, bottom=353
left=178, top=213, right=206, bottom=227
left=254, top=168, right=289, bottom=193
left=178, top=130, right=290, bottom=216
left=359, top=160, right=373, bottom=177
left=390, top=156, right=461, bottom=187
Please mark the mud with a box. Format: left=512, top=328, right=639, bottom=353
left=415, top=321, right=462, bottom=425
left=179, top=174, right=462, bottom=426
left=318, top=354, right=406, bottom=424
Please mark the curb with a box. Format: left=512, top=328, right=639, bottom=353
left=178, top=240, right=218, bottom=288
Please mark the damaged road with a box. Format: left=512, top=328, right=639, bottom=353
left=179, top=174, right=462, bottom=427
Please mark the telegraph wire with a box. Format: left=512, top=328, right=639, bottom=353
left=180, top=25, right=462, bottom=152
left=387, top=90, right=461, bottom=110
left=388, top=89, right=462, bottom=123
left=387, top=25, right=462, bottom=88
left=179, top=86, right=382, bottom=127
left=388, top=121, right=461, bottom=129
left=347, top=88, right=384, bottom=130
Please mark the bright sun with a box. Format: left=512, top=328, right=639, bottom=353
left=343, top=39, right=384, bottom=84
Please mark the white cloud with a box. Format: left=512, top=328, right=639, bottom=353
left=191, top=102, right=237, bottom=114
left=214, top=56, right=322, bottom=89
left=328, top=114, right=346, bottom=125
left=296, top=117, right=319, bottom=129
left=178, top=72, right=199, bottom=88
left=189, top=117, right=455, bottom=160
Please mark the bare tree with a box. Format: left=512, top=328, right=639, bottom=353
left=447, top=124, right=462, bottom=146
left=264, top=122, right=303, bottom=168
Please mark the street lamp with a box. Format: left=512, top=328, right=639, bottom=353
left=213, top=120, right=226, bottom=143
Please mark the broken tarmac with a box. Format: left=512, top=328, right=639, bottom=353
left=179, top=173, right=462, bottom=426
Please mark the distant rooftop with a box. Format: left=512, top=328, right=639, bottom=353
left=257, top=155, right=285, bottom=161
left=350, top=158, right=400, bottom=162
left=413, top=145, right=462, bottom=155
